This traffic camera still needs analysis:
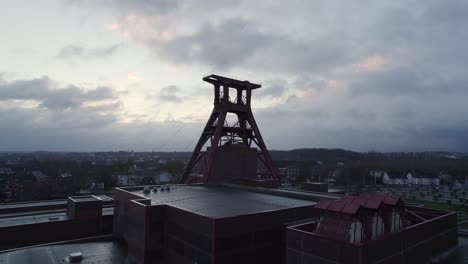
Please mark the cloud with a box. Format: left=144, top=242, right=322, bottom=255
left=0, top=105, right=202, bottom=152
left=0, top=75, right=129, bottom=150
left=353, top=55, right=388, bottom=72
left=256, top=79, right=288, bottom=99
left=158, top=85, right=183, bottom=103
left=0, top=75, right=117, bottom=110
left=6, top=0, right=468, bottom=152
left=57, top=43, right=122, bottom=60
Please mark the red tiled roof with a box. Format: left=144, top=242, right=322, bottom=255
left=362, top=195, right=385, bottom=209
left=316, top=194, right=402, bottom=215
left=383, top=196, right=401, bottom=206
left=340, top=196, right=356, bottom=204
left=341, top=202, right=361, bottom=215
left=328, top=200, right=347, bottom=212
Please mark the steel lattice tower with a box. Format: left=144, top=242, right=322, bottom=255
left=180, top=74, right=278, bottom=184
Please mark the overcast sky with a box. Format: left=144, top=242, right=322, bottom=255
left=1, top=0, right=468, bottom=152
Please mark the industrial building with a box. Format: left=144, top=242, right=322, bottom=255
left=113, top=184, right=318, bottom=264
left=286, top=194, right=458, bottom=264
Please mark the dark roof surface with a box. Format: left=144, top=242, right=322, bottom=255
left=0, top=195, right=112, bottom=210
left=0, top=207, right=113, bottom=228
left=128, top=185, right=315, bottom=219
left=0, top=238, right=127, bottom=264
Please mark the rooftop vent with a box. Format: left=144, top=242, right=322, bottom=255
left=69, top=252, right=83, bottom=263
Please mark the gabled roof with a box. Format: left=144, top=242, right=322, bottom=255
left=361, top=194, right=385, bottom=209
left=315, top=194, right=402, bottom=215
left=341, top=202, right=361, bottom=215
left=328, top=200, right=347, bottom=212
left=386, top=171, right=408, bottom=179
left=383, top=196, right=402, bottom=206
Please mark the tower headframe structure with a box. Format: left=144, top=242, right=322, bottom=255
left=180, top=74, right=278, bottom=184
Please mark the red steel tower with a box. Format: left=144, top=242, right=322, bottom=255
left=180, top=74, right=278, bottom=185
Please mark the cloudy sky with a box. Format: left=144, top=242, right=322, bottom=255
left=1, top=0, right=468, bottom=152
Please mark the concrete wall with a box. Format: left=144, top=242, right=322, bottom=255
left=0, top=215, right=113, bottom=250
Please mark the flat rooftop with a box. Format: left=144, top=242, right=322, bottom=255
left=69, top=196, right=100, bottom=202
left=0, top=207, right=113, bottom=228
left=0, top=195, right=112, bottom=210
left=125, top=185, right=316, bottom=219
left=0, top=237, right=127, bottom=264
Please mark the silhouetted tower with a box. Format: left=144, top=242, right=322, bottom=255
left=180, top=74, right=278, bottom=184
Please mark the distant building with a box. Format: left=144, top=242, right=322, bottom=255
left=286, top=165, right=300, bottom=181
left=155, top=171, right=172, bottom=184
left=408, top=173, right=440, bottom=185
left=382, top=171, right=440, bottom=185
left=0, top=168, right=14, bottom=197
left=369, top=170, right=385, bottom=183
left=115, top=175, right=130, bottom=186
left=59, top=172, right=72, bottom=178
left=277, top=168, right=288, bottom=183
left=91, top=182, right=105, bottom=189
left=31, top=171, right=48, bottom=183
left=0, top=168, right=14, bottom=176
left=382, top=171, right=411, bottom=185
left=285, top=161, right=322, bottom=182
left=158, top=159, right=168, bottom=165
left=114, top=174, right=145, bottom=186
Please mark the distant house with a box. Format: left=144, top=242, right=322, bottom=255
left=382, top=171, right=440, bottom=186
left=408, top=173, right=440, bottom=186
left=0, top=168, right=14, bottom=176
left=382, top=171, right=411, bottom=185
left=369, top=170, right=386, bottom=184
left=60, top=172, right=72, bottom=179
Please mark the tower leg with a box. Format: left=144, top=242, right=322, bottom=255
left=180, top=112, right=217, bottom=183
left=247, top=112, right=279, bottom=182
left=203, top=111, right=227, bottom=182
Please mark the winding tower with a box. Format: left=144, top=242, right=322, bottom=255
left=180, top=74, right=278, bottom=185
